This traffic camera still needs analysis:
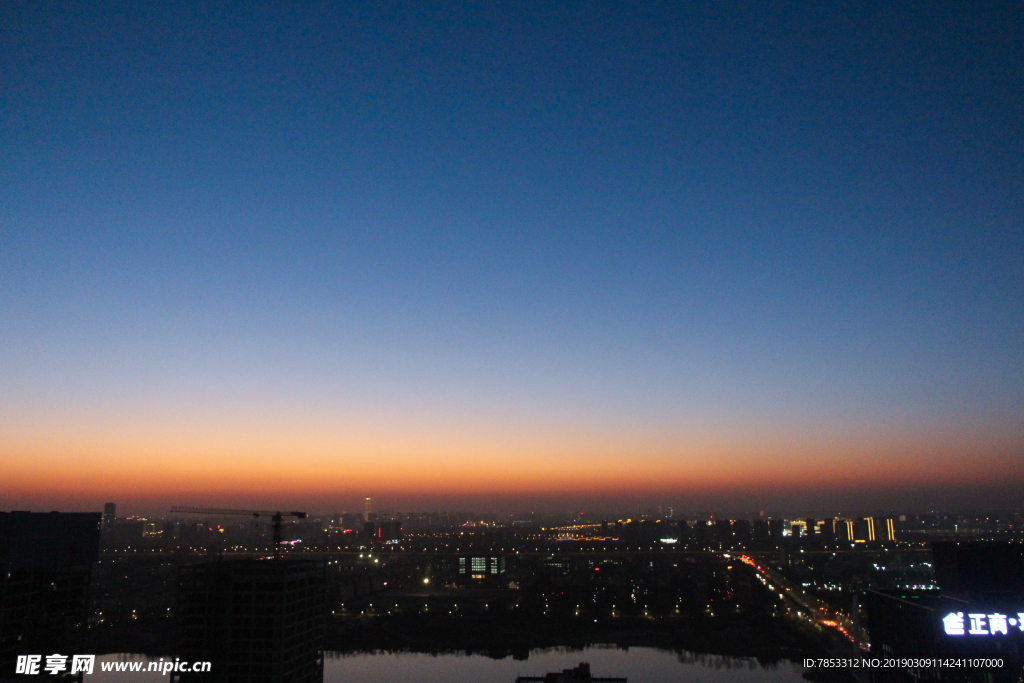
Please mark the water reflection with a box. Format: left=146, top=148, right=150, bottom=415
left=89, top=648, right=804, bottom=682
left=325, top=646, right=805, bottom=683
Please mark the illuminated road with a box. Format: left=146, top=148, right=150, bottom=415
left=737, top=554, right=860, bottom=646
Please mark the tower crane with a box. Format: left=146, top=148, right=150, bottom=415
left=170, top=506, right=307, bottom=559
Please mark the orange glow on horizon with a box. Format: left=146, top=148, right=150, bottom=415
left=2, top=411, right=1022, bottom=506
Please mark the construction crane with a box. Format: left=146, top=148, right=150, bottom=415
left=170, top=506, right=307, bottom=559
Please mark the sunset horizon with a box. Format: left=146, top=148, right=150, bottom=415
left=3, top=1, right=1022, bottom=518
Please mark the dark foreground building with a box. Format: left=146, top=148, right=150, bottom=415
left=0, top=511, right=101, bottom=673
left=865, top=542, right=1024, bottom=683
left=176, top=559, right=326, bottom=683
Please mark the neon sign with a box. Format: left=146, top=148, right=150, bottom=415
left=943, top=612, right=1024, bottom=636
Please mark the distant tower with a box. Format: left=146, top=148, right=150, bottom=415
left=103, top=502, right=116, bottom=530
left=363, top=498, right=373, bottom=522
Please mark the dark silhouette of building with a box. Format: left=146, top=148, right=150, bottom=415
left=339, top=512, right=362, bottom=530
left=621, top=519, right=667, bottom=545
left=692, top=520, right=712, bottom=549
left=713, top=519, right=732, bottom=548
left=732, top=519, right=752, bottom=548
left=516, top=662, right=626, bottom=682
left=362, top=520, right=402, bottom=543
left=672, top=519, right=689, bottom=544
left=804, top=518, right=816, bottom=538
left=176, top=559, right=326, bottom=683
left=819, top=517, right=836, bottom=542
left=0, top=511, right=101, bottom=668
left=865, top=542, right=1024, bottom=682
left=102, top=503, right=116, bottom=532
left=931, top=541, right=1024, bottom=601
left=288, top=521, right=324, bottom=544
left=752, top=519, right=771, bottom=549
left=111, top=519, right=144, bottom=546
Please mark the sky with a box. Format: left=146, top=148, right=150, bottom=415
left=2, top=1, right=1022, bottom=515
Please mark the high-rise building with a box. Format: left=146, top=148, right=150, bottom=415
left=855, top=518, right=872, bottom=542
left=804, top=518, right=816, bottom=537
left=102, top=502, right=116, bottom=531
left=732, top=519, right=752, bottom=548
left=362, top=498, right=373, bottom=522
left=713, top=519, right=733, bottom=548
left=752, top=519, right=771, bottom=549
left=0, top=511, right=101, bottom=667
left=871, top=517, right=896, bottom=542
left=177, top=559, right=326, bottom=683
left=691, top=520, right=712, bottom=549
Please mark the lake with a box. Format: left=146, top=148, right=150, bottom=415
left=94, top=647, right=807, bottom=682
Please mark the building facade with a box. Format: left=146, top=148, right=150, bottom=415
left=176, top=559, right=327, bottom=683
left=0, top=511, right=101, bottom=670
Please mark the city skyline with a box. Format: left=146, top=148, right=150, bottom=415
left=2, top=2, right=1022, bottom=514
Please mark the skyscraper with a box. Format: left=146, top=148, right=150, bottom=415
left=362, top=498, right=373, bottom=522
left=102, top=503, right=116, bottom=531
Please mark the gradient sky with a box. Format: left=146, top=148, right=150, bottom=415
left=2, top=1, right=1022, bottom=515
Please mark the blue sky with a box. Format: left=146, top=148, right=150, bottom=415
left=1, top=1, right=1022, bottom=510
